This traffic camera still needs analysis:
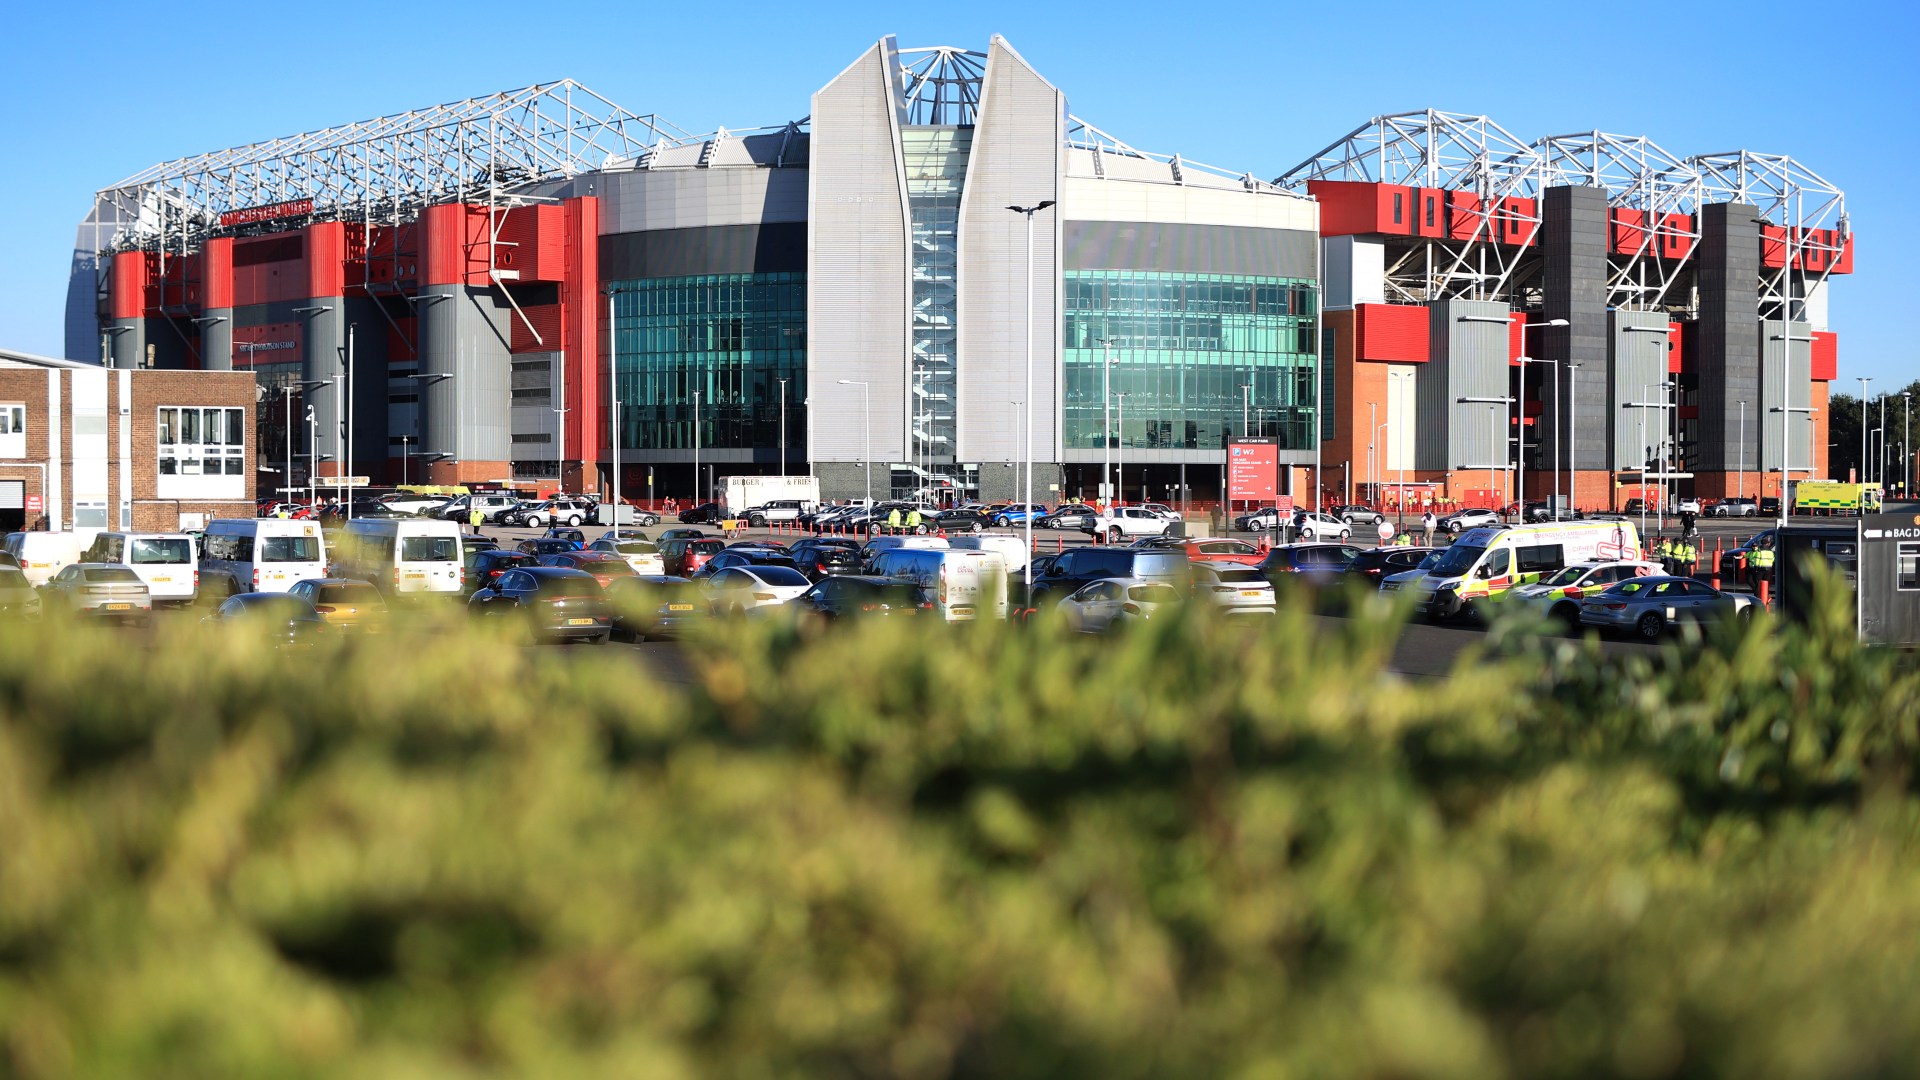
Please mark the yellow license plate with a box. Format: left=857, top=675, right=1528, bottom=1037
left=667, top=603, right=695, bottom=612
left=153, top=577, right=171, bottom=583
left=567, top=618, right=596, bottom=626
left=1241, top=590, right=1265, bottom=597
left=405, top=573, right=425, bottom=579
left=104, top=603, right=131, bottom=611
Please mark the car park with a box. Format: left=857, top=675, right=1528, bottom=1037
left=1057, top=578, right=1182, bottom=633
left=605, top=575, right=708, bottom=641
left=81, top=532, right=198, bottom=605
left=0, top=565, right=41, bottom=619
left=1579, top=576, right=1754, bottom=639
left=1093, top=505, right=1177, bottom=542
left=464, top=550, right=535, bottom=596
left=789, top=575, right=931, bottom=623
left=39, top=563, right=152, bottom=624
left=1439, top=508, right=1503, bottom=534
left=469, top=566, right=611, bottom=643
left=1189, top=561, right=1276, bottom=614
left=703, top=565, right=812, bottom=614
left=536, top=551, right=639, bottom=589
left=286, top=578, right=388, bottom=633
left=1027, top=545, right=1190, bottom=608
left=1505, top=560, right=1662, bottom=628
left=1346, top=546, right=1441, bottom=587
left=588, top=536, right=665, bottom=576
left=202, top=592, right=327, bottom=645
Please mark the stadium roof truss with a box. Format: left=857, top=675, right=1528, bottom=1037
left=94, top=80, right=692, bottom=256
left=898, top=46, right=988, bottom=127
left=1275, top=110, right=1546, bottom=303
left=1534, top=130, right=1703, bottom=311
left=1689, top=150, right=1849, bottom=319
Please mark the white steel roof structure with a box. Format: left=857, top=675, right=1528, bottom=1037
left=93, top=80, right=693, bottom=255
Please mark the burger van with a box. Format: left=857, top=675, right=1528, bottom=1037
left=1413, top=520, right=1643, bottom=620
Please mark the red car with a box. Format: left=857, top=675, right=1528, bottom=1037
left=1159, top=538, right=1266, bottom=567
left=661, top=537, right=725, bottom=577
left=535, top=551, right=638, bottom=589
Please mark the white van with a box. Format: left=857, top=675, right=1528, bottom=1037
left=338, top=518, right=464, bottom=596
left=201, top=519, right=328, bottom=596
left=946, top=532, right=1029, bottom=578
left=3, top=532, right=84, bottom=588
left=870, top=548, right=1008, bottom=622
left=1414, top=520, right=1643, bottom=620
left=859, top=534, right=949, bottom=573
left=81, top=532, right=198, bottom=603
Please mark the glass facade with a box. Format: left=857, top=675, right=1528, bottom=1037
left=608, top=273, right=806, bottom=453
left=1063, top=271, right=1319, bottom=452
left=902, top=127, right=969, bottom=484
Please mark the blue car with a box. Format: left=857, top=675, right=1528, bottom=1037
left=990, top=503, right=1050, bottom=527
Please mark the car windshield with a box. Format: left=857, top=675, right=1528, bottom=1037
left=1544, top=565, right=1590, bottom=587
left=612, top=541, right=658, bottom=555
left=85, top=567, right=142, bottom=583
left=401, top=537, right=459, bottom=562
left=1430, top=544, right=1485, bottom=577
left=261, top=536, right=321, bottom=562
left=688, top=540, right=725, bottom=555
left=320, top=583, right=382, bottom=605
left=1209, top=567, right=1266, bottom=584
left=748, top=567, right=809, bottom=587
left=1417, top=551, right=1444, bottom=569
left=130, top=538, right=192, bottom=564
left=238, top=595, right=311, bottom=617
left=536, top=574, right=603, bottom=598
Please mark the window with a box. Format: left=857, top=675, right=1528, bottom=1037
left=1515, top=544, right=1564, bottom=575
left=1425, top=196, right=1436, bottom=228
left=1485, top=548, right=1511, bottom=577
left=73, top=501, right=108, bottom=528
left=1393, top=192, right=1404, bottom=225
left=157, top=406, right=246, bottom=477
left=0, top=405, right=23, bottom=435
left=1899, top=543, right=1920, bottom=591
left=260, top=536, right=320, bottom=563
left=401, top=536, right=459, bottom=562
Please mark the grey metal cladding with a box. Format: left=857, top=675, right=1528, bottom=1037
left=1698, top=203, right=1761, bottom=472
left=1759, top=320, right=1814, bottom=477
left=1418, top=299, right=1511, bottom=476
left=1542, top=186, right=1610, bottom=472
left=808, top=38, right=912, bottom=463
left=417, top=284, right=513, bottom=463
left=955, top=36, right=1065, bottom=463
left=600, top=224, right=806, bottom=279
left=1609, top=311, right=1674, bottom=472
left=596, top=168, right=807, bottom=234
left=1062, top=221, right=1314, bottom=278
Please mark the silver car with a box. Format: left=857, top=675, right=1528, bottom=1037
left=1056, top=577, right=1183, bottom=633
left=1578, top=575, right=1755, bottom=640
left=1189, top=560, right=1276, bottom=614
left=0, top=565, right=42, bottom=620
left=39, top=562, right=153, bottom=623
left=1441, top=508, right=1502, bottom=534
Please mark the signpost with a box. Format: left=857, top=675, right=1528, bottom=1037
left=1227, top=438, right=1279, bottom=504
left=24, top=494, right=42, bottom=516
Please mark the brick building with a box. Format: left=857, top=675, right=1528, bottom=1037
left=0, top=347, right=256, bottom=533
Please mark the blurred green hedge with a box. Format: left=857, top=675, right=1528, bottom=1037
left=3, top=578, right=1919, bottom=1079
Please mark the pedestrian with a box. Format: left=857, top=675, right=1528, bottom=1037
left=1392, top=531, right=1411, bottom=547
left=1421, top=510, right=1436, bottom=546
left=905, top=506, right=923, bottom=535
left=1748, top=541, right=1775, bottom=590
left=1376, top=519, right=1393, bottom=547
left=1656, top=535, right=1676, bottom=575
left=469, top=508, right=483, bottom=536
left=1675, top=534, right=1697, bottom=579
left=886, top=506, right=902, bottom=535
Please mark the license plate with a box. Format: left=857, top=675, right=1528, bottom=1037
left=667, top=603, right=694, bottom=612
left=567, top=618, right=596, bottom=626
left=153, top=577, right=171, bottom=583
left=1241, top=590, right=1264, bottom=597
left=104, top=603, right=131, bottom=612
left=405, top=573, right=425, bottom=579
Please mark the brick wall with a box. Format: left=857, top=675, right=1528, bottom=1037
left=130, top=369, right=257, bottom=531
left=0, top=367, right=53, bottom=528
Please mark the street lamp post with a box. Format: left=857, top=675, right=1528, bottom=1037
left=837, top=379, right=870, bottom=509
left=1366, top=399, right=1377, bottom=503
left=1737, top=399, right=1747, bottom=502
left=1514, top=317, right=1568, bottom=517
left=778, top=377, right=789, bottom=481
left=610, top=292, right=622, bottom=524
left=1116, top=392, right=1127, bottom=507
left=400, top=435, right=410, bottom=485
left=1906, top=392, right=1913, bottom=497
left=552, top=406, right=571, bottom=491
left=1387, top=369, right=1413, bottom=525
left=1859, top=377, right=1872, bottom=483
left=1567, top=364, right=1581, bottom=513
left=1097, top=336, right=1117, bottom=504
left=692, top=389, right=702, bottom=505
left=1007, top=201, right=1055, bottom=592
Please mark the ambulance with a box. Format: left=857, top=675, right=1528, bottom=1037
left=1412, top=519, right=1643, bottom=620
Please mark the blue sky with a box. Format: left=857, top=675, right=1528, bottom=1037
left=4, top=0, right=1913, bottom=384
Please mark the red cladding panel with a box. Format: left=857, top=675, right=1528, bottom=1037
left=1508, top=313, right=1527, bottom=366
left=1610, top=209, right=1649, bottom=255
left=1495, top=198, right=1538, bottom=246
left=202, top=238, right=234, bottom=309
left=1668, top=323, right=1684, bottom=374
left=1659, top=213, right=1694, bottom=260
left=1833, top=234, right=1854, bottom=274
left=109, top=251, right=148, bottom=319
left=421, top=203, right=491, bottom=286
left=1412, top=188, right=1444, bottom=237
left=1354, top=304, right=1430, bottom=362
left=1760, top=224, right=1788, bottom=268
left=1810, top=331, right=1837, bottom=382
left=1445, top=190, right=1485, bottom=242
left=510, top=304, right=564, bottom=353
left=1307, top=180, right=1415, bottom=237
left=562, top=196, right=601, bottom=462
left=303, top=222, right=347, bottom=298
left=496, top=204, right=565, bottom=282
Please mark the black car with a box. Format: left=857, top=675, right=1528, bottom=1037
left=515, top=537, right=584, bottom=557
left=1347, top=546, right=1441, bottom=587
left=933, top=509, right=993, bottom=533
left=202, top=592, right=327, bottom=645
left=788, top=539, right=864, bottom=580
left=1039, top=505, right=1099, bottom=531
left=1257, top=543, right=1365, bottom=585
left=605, top=575, right=707, bottom=641
left=464, top=538, right=501, bottom=555
left=791, top=575, right=930, bottom=622
left=690, top=549, right=802, bottom=580
left=1026, top=545, right=1192, bottom=608
left=468, top=566, right=611, bottom=642
left=465, top=550, right=536, bottom=596
left=678, top=502, right=724, bottom=524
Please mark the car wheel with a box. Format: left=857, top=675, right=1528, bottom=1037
left=1107, top=527, right=1124, bottom=543
left=748, top=515, right=765, bottom=528
left=1737, top=606, right=1754, bottom=625
left=527, top=515, right=544, bottom=529
left=1636, top=611, right=1665, bottom=640
left=1551, top=602, right=1581, bottom=633
left=566, top=515, right=581, bottom=527
left=970, top=522, right=983, bottom=534
left=1338, top=530, right=1351, bottom=541
left=1342, top=515, right=1356, bottom=525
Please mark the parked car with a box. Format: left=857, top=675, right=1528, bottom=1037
left=1439, top=508, right=1503, bottom=534
left=464, top=550, right=535, bottom=596
left=702, top=565, right=812, bottom=615
left=1710, top=498, right=1760, bottom=518
left=588, top=536, right=665, bottom=576
left=39, top=563, right=152, bottom=624
left=789, top=540, right=864, bottom=581
left=515, top=538, right=585, bottom=557
left=1257, top=544, right=1364, bottom=586
left=377, top=492, right=449, bottom=516
left=1094, top=505, right=1177, bottom=542
left=658, top=527, right=709, bottom=542
left=436, top=493, right=522, bottom=523
left=1506, top=560, right=1663, bottom=628
left=1189, top=561, right=1277, bottom=615
left=789, top=575, right=931, bottom=624
left=1379, top=549, right=1448, bottom=593
left=535, top=551, right=640, bottom=589
left=0, top=565, right=41, bottom=619
left=468, top=566, right=611, bottom=643
left=1057, top=578, right=1183, bottom=633
left=1027, top=545, right=1190, bottom=608
left=286, top=578, right=388, bottom=633
left=678, top=502, right=724, bottom=525
left=990, top=503, right=1051, bottom=527
left=539, top=527, right=588, bottom=548
left=512, top=497, right=596, bottom=529
left=605, top=575, right=708, bottom=641
left=1232, top=506, right=1286, bottom=532
left=743, top=500, right=809, bottom=528
left=933, top=509, right=994, bottom=533
left=202, top=592, right=327, bottom=645
left=1579, top=575, right=1755, bottom=639
left=1038, top=504, right=1100, bottom=531
left=691, top=549, right=802, bottom=580
left=661, top=537, right=726, bottom=577
left=1676, top=498, right=1704, bottom=515
left=1291, top=511, right=1353, bottom=542
left=1332, top=504, right=1384, bottom=526
left=1346, top=546, right=1442, bottom=587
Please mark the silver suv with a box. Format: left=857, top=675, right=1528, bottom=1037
left=514, top=497, right=596, bottom=528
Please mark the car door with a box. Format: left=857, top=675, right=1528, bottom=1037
left=1065, top=581, right=1121, bottom=631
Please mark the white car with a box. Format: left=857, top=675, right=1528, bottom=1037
left=1676, top=499, right=1703, bottom=515
left=589, top=537, right=665, bottom=576
left=1710, top=498, right=1760, bottom=517
left=1056, top=577, right=1184, bottom=633
left=702, top=565, right=812, bottom=615
left=1094, top=506, right=1176, bottom=543
left=1189, top=561, right=1275, bottom=615
left=1139, top=502, right=1182, bottom=522
left=1292, top=512, right=1352, bottom=542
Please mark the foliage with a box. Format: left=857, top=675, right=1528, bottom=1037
left=3, top=583, right=1920, bottom=1079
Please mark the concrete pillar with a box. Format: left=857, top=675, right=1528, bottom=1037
left=200, top=310, right=233, bottom=370
left=1542, top=185, right=1610, bottom=509
left=416, top=284, right=512, bottom=483
left=1697, top=203, right=1761, bottom=499
left=302, top=301, right=346, bottom=475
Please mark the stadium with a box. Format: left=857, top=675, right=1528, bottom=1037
left=66, top=34, right=1853, bottom=510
